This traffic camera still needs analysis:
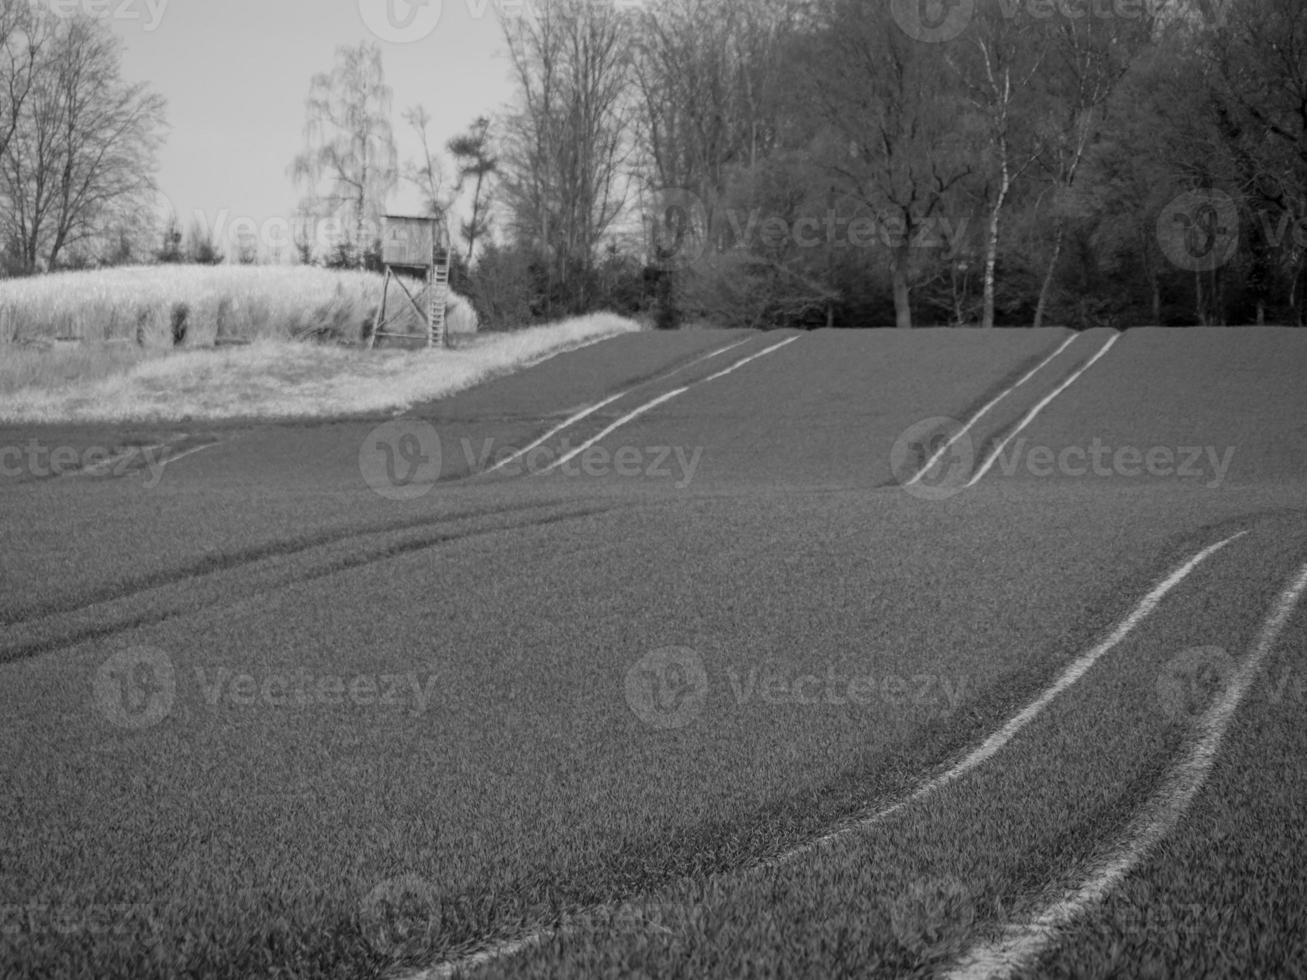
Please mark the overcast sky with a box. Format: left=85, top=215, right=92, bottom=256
left=105, top=0, right=517, bottom=254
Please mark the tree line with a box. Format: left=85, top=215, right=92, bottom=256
left=474, top=0, right=1307, bottom=328
left=6, top=0, right=1306, bottom=331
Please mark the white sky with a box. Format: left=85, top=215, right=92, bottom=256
left=103, top=0, right=519, bottom=257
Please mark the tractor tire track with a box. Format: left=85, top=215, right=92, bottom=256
left=0, top=501, right=624, bottom=664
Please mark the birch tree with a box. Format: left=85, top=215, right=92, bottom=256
left=291, top=43, right=398, bottom=268
left=948, top=6, right=1046, bottom=328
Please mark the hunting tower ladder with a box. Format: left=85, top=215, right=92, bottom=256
left=428, top=237, right=451, bottom=348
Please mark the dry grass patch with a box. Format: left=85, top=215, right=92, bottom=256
left=0, top=314, right=640, bottom=423
left=0, top=265, right=392, bottom=347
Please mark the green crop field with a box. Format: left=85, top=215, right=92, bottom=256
left=2, top=327, right=1305, bottom=979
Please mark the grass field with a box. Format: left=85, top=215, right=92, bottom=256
left=1, top=327, right=1304, bottom=979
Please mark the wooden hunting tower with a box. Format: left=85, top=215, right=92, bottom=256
left=369, top=214, right=453, bottom=350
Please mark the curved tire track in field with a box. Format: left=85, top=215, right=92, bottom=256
left=943, top=559, right=1307, bottom=980
left=0, top=501, right=624, bottom=664
left=398, top=531, right=1248, bottom=980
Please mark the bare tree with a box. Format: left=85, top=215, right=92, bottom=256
left=809, top=0, right=974, bottom=328
left=403, top=104, right=453, bottom=220
left=500, top=0, right=633, bottom=313
left=631, top=0, right=795, bottom=238
left=1205, top=0, right=1307, bottom=323
left=1077, top=30, right=1233, bottom=326
left=290, top=43, right=398, bottom=268
left=0, top=2, right=48, bottom=168
left=0, top=11, right=165, bottom=272
left=1023, top=15, right=1155, bottom=328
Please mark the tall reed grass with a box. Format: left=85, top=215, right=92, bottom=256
left=0, top=264, right=477, bottom=349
